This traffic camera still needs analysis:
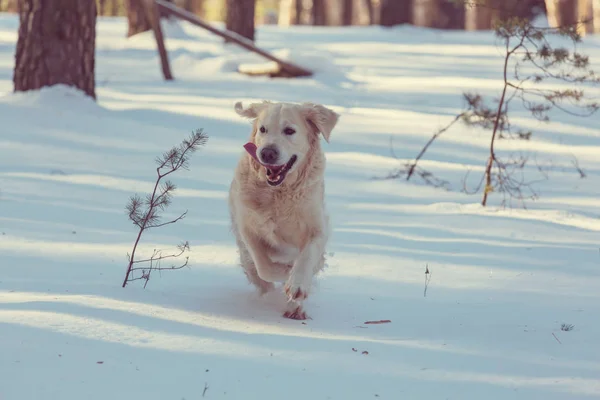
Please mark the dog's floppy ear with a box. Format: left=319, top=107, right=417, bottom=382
left=301, top=102, right=340, bottom=143
left=234, top=101, right=270, bottom=119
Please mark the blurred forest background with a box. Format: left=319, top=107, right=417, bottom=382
left=1, top=0, right=599, bottom=34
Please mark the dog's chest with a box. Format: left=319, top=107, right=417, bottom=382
left=260, top=198, right=318, bottom=249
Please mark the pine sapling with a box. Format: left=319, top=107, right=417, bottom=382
left=462, top=17, right=599, bottom=207
left=385, top=4, right=598, bottom=208
left=122, top=129, right=208, bottom=288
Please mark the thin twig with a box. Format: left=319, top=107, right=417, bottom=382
left=406, top=112, right=466, bottom=181
left=552, top=332, right=562, bottom=344
left=424, top=264, right=432, bottom=297
left=147, top=211, right=188, bottom=229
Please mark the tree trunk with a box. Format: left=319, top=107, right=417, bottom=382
left=109, top=0, right=118, bottom=16
left=295, top=0, right=303, bottom=24
left=342, top=0, right=352, bottom=25
left=157, top=0, right=173, bottom=18
left=578, top=0, right=594, bottom=33
left=465, top=0, right=495, bottom=30
left=364, top=0, right=375, bottom=24
left=98, top=0, right=106, bottom=15
left=439, top=0, right=465, bottom=29
left=226, top=0, right=255, bottom=41
left=182, top=0, right=203, bottom=14
left=312, top=0, right=327, bottom=25
left=13, top=0, right=96, bottom=99
left=414, top=0, right=439, bottom=27
left=380, top=0, right=412, bottom=26
left=593, top=0, right=600, bottom=32
left=6, top=0, right=18, bottom=12
left=558, top=0, right=578, bottom=25
left=545, top=0, right=578, bottom=26
left=126, top=0, right=173, bottom=37
left=126, top=0, right=152, bottom=36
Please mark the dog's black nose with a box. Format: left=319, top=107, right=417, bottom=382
left=260, top=146, right=279, bottom=165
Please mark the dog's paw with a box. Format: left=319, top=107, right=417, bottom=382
left=283, top=305, right=308, bottom=320
left=284, top=282, right=309, bottom=301
left=284, top=269, right=312, bottom=301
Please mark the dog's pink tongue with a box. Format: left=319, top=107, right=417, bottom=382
left=243, top=142, right=285, bottom=174
left=243, top=142, right=260, bottom=163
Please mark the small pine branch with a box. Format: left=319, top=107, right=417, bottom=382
left=461, top=16, right=599, bottom=207
left=122, top=129, right=208, bottom=288
left=375, top=7, right=597, bottom=209
left=560, top=323, right=575, bottom=332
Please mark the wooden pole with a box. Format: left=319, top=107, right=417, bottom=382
left=145, top=0, right=174, bottom=80
left=154, top=0, right=312, bottom=77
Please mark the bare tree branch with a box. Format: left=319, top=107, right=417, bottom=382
left=406, top=112, right=466, bottom=181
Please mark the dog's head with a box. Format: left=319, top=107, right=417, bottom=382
left=234, top=100, right=339, bottom=187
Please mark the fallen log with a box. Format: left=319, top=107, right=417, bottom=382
left=154, top=0, right=313, bottom=78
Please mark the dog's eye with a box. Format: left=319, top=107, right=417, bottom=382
left=259, top=126, right=266, bottom=133
left=283, top=127, right=296, bottom=136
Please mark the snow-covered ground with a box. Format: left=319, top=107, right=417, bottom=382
left=1, top=13, right=600, bottom=400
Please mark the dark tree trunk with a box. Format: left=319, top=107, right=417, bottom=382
left=312, top=0, right=327, bottom=25
left=554, top=0, right=578, bottom=25
left=6, top=0, right=18, bottom=12
left=13, top=0, right=96, bottom=99
left=380, top=0, right=412, bottom=26
left=182, top=0, right=203, bottom=15
left=126, top=0, right=173, bottom=37
left=98, top=0, right=107, bottom=15
left=226, top=0, right=255, bottom=41
left=294, top=0, right=302, bottom=24
left=439, top=0, right=465, bottom=29
left=158, top=0, right=173, bottom=18
left=109, top=0, right=118, bottom=16
left=493, top=0, right=540, bottom=20
left=126, top=0, right=152, bottom=36
left=465, top=0, right=494, bottom=30
left=342, top=0, right=353, bottom=25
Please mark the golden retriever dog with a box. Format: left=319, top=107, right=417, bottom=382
left=228, top=100, right=340, bottom=320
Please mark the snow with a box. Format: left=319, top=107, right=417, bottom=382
left=1, top=14, right=600, bottom=400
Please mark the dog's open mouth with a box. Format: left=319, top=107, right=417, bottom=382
left=264, top=155, right=297, bottom=186
left=243, top=142, right=297, bottom=187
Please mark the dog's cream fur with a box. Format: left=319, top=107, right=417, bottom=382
left=228, top=100, right=340, bottom=320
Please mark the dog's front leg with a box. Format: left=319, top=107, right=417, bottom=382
left=283, top=234, right=326, bottom=319
left=240, top=227, right=291, bottom=283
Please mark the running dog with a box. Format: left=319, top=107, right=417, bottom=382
left=228, top=100, right=339, bottom=320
